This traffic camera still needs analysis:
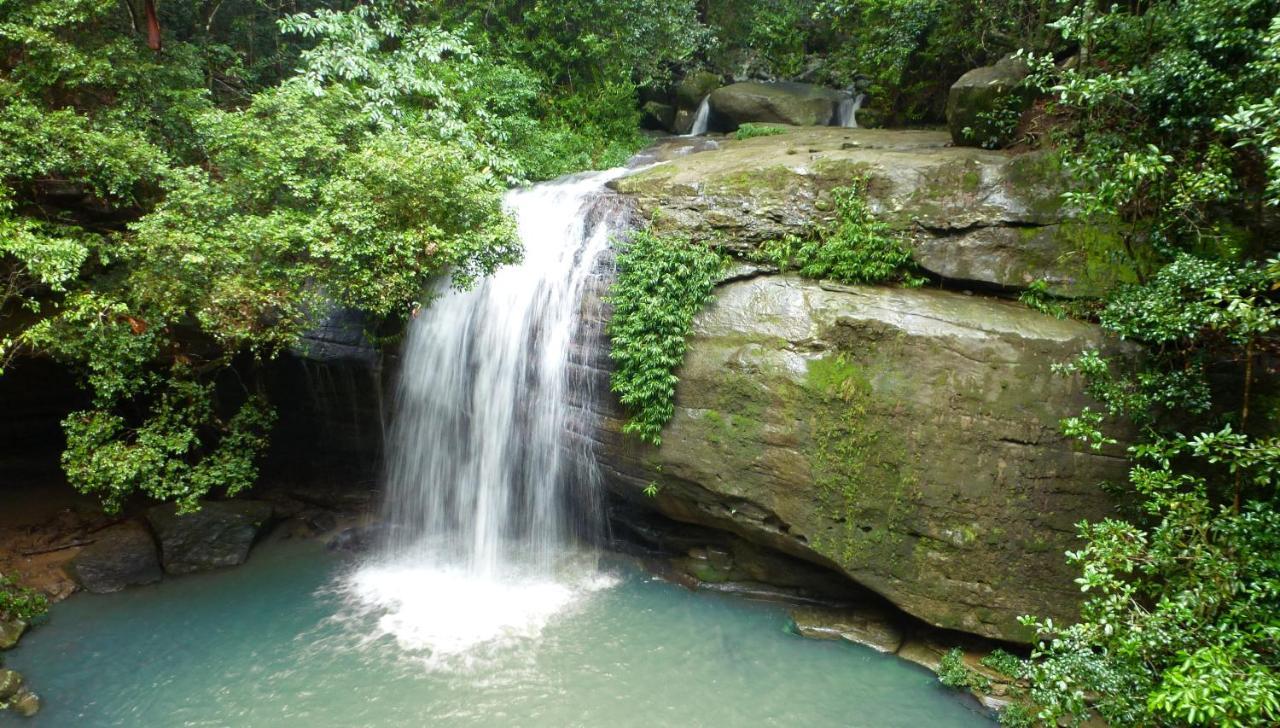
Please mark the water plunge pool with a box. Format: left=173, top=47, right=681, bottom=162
left=2, top=536, right=991, bottom=727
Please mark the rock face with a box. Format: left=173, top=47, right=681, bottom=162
left=708, top=82, right=846, bottom=129
left=946, top=56, right=1033, bottom=148
left=611, top=127, right=1126, bottom=296
left=146, top=500, right=273, bottom=575
left=588, top=274, right=1125, bottom=642
left=293, top=306, right=379, bottom=366
left=66, top=522, right=162, bottom=593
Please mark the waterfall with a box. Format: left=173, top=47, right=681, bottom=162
left=835, top=93, right=865, bottom=128
left=345, top=169, right=629, bottom=662
left=686, top=95, right=711, bottom=136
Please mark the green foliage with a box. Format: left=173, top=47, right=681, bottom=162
left=1023, top=256, right=1280, bottom=727
left=1009, top=5, right=1280, bottom=723
left=755, top=182, right=920, bottom=285
left=607, top=230, right=725, bottom=445
left=0, top=574, right=48, bottom=624
left=734, top=123, right=787, bottom=140
left=937, top=648, right=990, bottom=692
left=0, top=0, right=691, bottom=507
left=996, top=703, right=1035, bottom=728
left=963, top=87, right=1030, bottom=149
left=812, top=0, right=1069, bottom=122
left=1016, top=280, right=1095, bottom=321
left=704, top=0, right=815, bottom=78
left=980, top=649, right=1024, bottom=678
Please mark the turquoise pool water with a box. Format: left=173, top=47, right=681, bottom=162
left=1, top=537, right=991, bottom=727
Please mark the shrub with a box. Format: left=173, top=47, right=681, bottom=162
left=607, top=230, right=725, bottom=445
left=755, top=181, right=921, bottom=285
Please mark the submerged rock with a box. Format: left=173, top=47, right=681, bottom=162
left=708, top=82, right=846, bottom=129
left=7, top=688, right=39, bottom=717
left=66, top=522, right=162, bottom=593
left=0, top=669, right=21, bottom=700
left=590, top=276, right=1125, bottom=642
left=790, top=605, right=905, bottom=653
left=0, top=669, right=37, bottom=717
left=146, top=500, right=273, bottom=575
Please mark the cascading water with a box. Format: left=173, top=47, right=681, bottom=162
left=685, top=95, right=711, bottom=136
left=344, top=169, right=630, bottom=663
left=836, top=92, right=865, bottom=128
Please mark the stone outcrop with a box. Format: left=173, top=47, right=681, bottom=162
left=946, top=55, right=1034, bottom=148
left=708, top=82, right=847, bottom=130
left=589, top=275, right=1125, bottom=642
left=790, top=605, right=905, bottom=653
left=676, top=70, right=723, bottom=111
left=146, top=500, right=273, bottom=575
left=640, top=101, right=677, bottom=132
left=611, top=127, right=1124, bottom=296
left=66, top=522, right=162, bottom=593
left=0, top=618, right=24, bottom=650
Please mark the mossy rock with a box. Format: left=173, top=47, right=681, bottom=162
left=708, top=81, right=846, bottom=129
left=594, top=276, right=1127, bottom=642
left=946, top=56, right=1035, bottom=148
left=611, top=129, right=1121, bottom=295
left=675, top=70, right=722, bottom=110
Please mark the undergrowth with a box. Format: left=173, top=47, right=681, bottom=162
left=607, top=229, right=725, bottom=445
left=753, top=180, right=924, bottom=285
left=734, top=123, right=787, bottom=140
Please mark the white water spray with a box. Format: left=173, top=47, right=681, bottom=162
left=836, top=93, right=865, bottom=128
left=345, top=170, right=629, bottom=663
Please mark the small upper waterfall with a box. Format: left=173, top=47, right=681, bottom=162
left=835, top=93, right=865, bottom=128
left=686, top=95, right=711, bottom=136
left=345, top=169, right=630, bottom=662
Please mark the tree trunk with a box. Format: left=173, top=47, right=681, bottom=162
left=145, top=0, right=162, bottom=51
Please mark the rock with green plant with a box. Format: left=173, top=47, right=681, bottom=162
left=945, top=55, right=1035, bottom=149
left=146, top=500, right=274, bottom=575
left=611, top=127, right=1127, bottom=296
left=591, top=271, right=1127, bottom=642
left=707, top=82, right=848, bottom=129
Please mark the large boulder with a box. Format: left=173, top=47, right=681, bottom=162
left=66, top=522, right=162, bottom=593
left=675, top=70, right=722, bottom=111
left=946, top=55, right=1034, bottom=148
left=611, top=127, right=1128, bottom=296
left=708, top=82, right=845, bottom=129
left=146, top=500, right=273, bottom=575
left=640, top=101, right=677, bottom=133
left=587, top=276, right=1126, bottom=642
